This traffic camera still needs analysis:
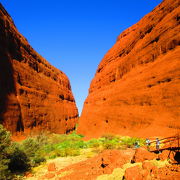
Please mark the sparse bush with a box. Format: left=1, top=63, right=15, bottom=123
left=101, top=134, right=119, bottom=141
left=21, top=137, right=46, bottom=166
left=119, top=136, right=145, bottom=148
left=100, top=134, right=120, bottom=150
left=102, top=141, right=118, bottom=149
left=21, top=138, right=40, bottom=158
left=87, top=139, right=101, bottom=148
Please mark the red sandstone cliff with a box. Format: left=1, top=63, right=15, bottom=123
left=78, top=0, right=180, bottom=138
left=0, top=4, right=78, bottom=134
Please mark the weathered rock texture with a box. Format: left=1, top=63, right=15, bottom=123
left=78, top=0, right=180, bottom=138
left=0, top=3, right=78, bottom=134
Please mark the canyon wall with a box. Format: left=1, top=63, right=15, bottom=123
left=78, top=0, right=180, bottom=138
left=0, top=3, right=78, bottom=134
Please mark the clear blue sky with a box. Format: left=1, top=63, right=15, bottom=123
left=1, top=0, right=162, bottom=114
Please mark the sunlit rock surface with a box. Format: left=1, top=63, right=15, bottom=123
left=0, top=3, right=78, bottom=134
left=78, top=0, right=180, bottom=138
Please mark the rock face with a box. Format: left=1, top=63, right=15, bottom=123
left=78, top=0, right=180, bottom=138
left=0, top=3, right=78, bottom=134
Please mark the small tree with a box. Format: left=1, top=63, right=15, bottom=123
left=0, top=124, right=12, bottom=180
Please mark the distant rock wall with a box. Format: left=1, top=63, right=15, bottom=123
left=0, top=3, right=78, bottom=134
left=78, top=0, right=180, bottom=138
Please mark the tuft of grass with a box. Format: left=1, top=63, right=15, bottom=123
left=122, top=162, right=142, bottom=169
left=57, top=170, right=74, bottom=178
left=97, top=168, right=124, bottom=180
left=119, top=136, right=145, bottom=148
left=148, top=159, right=169, bottom=168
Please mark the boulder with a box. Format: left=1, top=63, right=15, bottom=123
left=132, top=148, right=157, bottom=163
left=48, top=163, right=57, bottom=172
left=124, top=165, right=143, bottom=180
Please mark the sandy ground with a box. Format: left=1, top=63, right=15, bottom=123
left=25, top=149, right=96, bottom=180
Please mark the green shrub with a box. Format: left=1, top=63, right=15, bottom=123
left=102, top=141, right=117, bottom=149
left=21, top=138, right=46, bottom=167
left=21, top=138, right=40, bottom=158
left=8, top=144, right=30, bottom=173
left=87, top=139, right=101, bottom=148
left=120, top=136, right=145, bottom=148
left=65, top=148, right=80, bottom=156
left=0, top=124, right=12, bottom=180
left=35, top=132, right=48, bottom=145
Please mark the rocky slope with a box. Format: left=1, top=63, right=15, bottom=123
left=25, top=148, right=180, bottom=180
left=78, top=0, right=180, bottom=138
left=0, top=3, right=78, bottom=134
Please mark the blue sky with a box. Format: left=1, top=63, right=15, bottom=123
left=1, top=0, right=162, bottom=114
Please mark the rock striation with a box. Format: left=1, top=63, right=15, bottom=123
left=78, top=0, right=180, bottom=138
left=0, top=3, right=78, bottom=134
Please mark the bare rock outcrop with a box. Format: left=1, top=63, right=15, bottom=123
left=0, top=3, right=78, bottom=134
left=78, top=0, right=180, bottom=138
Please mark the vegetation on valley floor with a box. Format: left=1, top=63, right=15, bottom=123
left=0, top=124, right=146, bottom=179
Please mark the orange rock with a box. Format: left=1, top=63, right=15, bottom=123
left=25, top=172, right=33, bottom=177
left=132, top=148, right=157, bottom=163
left=158, top=150, right=170, bottom=161
left=78, top=0, right=180, bottom=138
left=141, top=169, right=149, bottom=179
left=57, top=149, right=134, bottom=180
left=0, top=4, right=78, bottom=135
left=125, top=165, right=143, bottom=180
left=44, top=173, right=55, bottom=179
left=48, top=163, right=56, bottom=172
left=142, top=161, right=155, bottom=171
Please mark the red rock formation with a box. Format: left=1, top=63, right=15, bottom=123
left=78, top=0, right=180, bottom=138
left=56, top=149, right=134, bottom=180
left=0, top=3, right=78, bottom=134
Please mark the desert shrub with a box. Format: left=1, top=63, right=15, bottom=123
left=35, top=132, right=48, bottom=145
left=8, top=144, right=30, bottom=173
left=56, top=139, right=87, bottom=150
left=0, top=125, right=12, bottom=180
left=87, top=139, right=102, bottom=148
left=21, top=138, right=45, bottom=166
left=32, top=150, right=46, bottom=165
left=56, top=148, right=80, bottom=157
left=102, top=141, right=118, bottom=149
left=41, top=132, right=86, bottom=159
left=65, top=148, right=80, bottom=156
left=120, top=136, right=145, bottom=148
left=99, top=135, right=120, bottom=150
left=48, top=134, right=67, bottom=144
left=48, top=147, right=80, bottom=159
left=21, top=138, right=40, bottom=157
left=66, top=132, right=84, bottom=141
left=0, top=125, right=32, bottom=178
left=101, top=134, right=120, bottom=141
left=44, top=144, right=56, bottom=153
